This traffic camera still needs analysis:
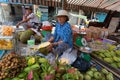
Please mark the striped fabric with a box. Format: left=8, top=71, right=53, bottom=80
left=6, top=0, right=120, bottom=12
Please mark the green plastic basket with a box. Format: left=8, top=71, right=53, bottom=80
left=41, top=30, right=51, bottom=37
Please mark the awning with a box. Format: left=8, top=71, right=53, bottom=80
left=1, top=0, right=120, bottom=12
left=4, top=0, right=61, bottom=8
left=66, top=0, right=120, bottom=12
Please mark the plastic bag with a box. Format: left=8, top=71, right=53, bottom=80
left=59, top=48, right=78, bottom=65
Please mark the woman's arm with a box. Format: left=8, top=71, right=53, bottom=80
left=48, top=36, right=54, bottom=42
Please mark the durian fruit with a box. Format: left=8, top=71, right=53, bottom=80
left=17, top=31, right=24, bottom=40
left=20, top=29, right=35, bottom=43
left=34, top=34, right=43, bottom=43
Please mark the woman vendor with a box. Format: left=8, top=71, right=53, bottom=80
left=47, top=10, right=73, bottom=56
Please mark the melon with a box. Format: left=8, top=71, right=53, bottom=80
left=38, top=42, right=50, bottom=55
left=20, top=29, right=34, bottom=43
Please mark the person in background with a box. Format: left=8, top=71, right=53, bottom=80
left=16, top=6, right=39, bottom=30
left=47, top=10, right=73, bottom=56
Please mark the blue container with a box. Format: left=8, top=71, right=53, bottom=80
left=0, top=50, right=5, bottom=59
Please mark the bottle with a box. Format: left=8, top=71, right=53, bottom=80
left=27, top=35, right=35, bottom=47
left=30, top=35, right=35, bottom=45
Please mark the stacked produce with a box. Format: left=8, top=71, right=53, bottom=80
left=89, top=40, right=108, bottom=51
left=1, top=26, right=14, bottom=36
left=4, top=56, right=83, bottom=80
left=93, top=44, right=120, bottom=68
left=83, top=67, right=114, bottom=80
left=0, top=53, right=27, bottom=79
left=0, top=39, right=13, bottom=50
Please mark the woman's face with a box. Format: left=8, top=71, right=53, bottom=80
left=25, top=9, right=32, bottom=15
left=57, top=16, right=67, bottom=24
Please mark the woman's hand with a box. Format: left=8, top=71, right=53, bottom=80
left=16, top=23, right=20, bottom=28
left=47, top=42, right=58, bottom=52
left=47, top=43, right=53, bottom=52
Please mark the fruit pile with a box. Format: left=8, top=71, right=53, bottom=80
left=93, top=44, right=120, bottom=68
left=4, top=56, right=83, bottom=80
left=83, top=67, right=114, bottom=80
left=1, top=26, right=14, bottom=36
left=0, top=39, right=13, bottom=50
left=0, top=53, right=27, bottom=79
left=89, top=40, right=108, bottom=51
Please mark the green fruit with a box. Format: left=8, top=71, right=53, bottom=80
left=18, top=72, right=27, bottom=78
left=86, top=71, right=93, bottom=77
left=99, top=53, right=105, bottom=58
left=106, top=44, right=116, bottom=51
left=104, top=58, right=113, bottom=63
left=79, top=74, right=84, bottom=80
left=20, top=29, right=34, bottom=43
left=30, top=63, right=40, bottom=69
left=12, top=77, right=20, bottom=80
left=24, top=67, right=31, bottom=72
left=84, top=74, right=91, bottom=80
left=110, top=51, right=115, bottom=57
left=28, top=57, right=36, bottom=66
left=106, top=73, right=114, bottom=80
left=93, top=72, right=101, bottom=79
left=103, top=53, right=112, bottom=57
left=17, top=31, right=24, bottom=40
left=39, top=58, right=48, bottom=63
left=90, top=67, right=97, bottom=72
left=38, top=42, right=50, bottom=55
left=34, top=34, right=43, bottom=43
left=101, top=68, right=108, bottom=74
left=117, top=63, right=120, bottom=68
left=110, top=63, right=118, bottom=68
left=115, top=50, right=120, bottom=56
left=113, top=57, right=120, bottom=62
left=4, top=78, right=11, bottom=80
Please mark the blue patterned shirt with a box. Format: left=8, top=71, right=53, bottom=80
left=53, top=22, right=73, bottom=48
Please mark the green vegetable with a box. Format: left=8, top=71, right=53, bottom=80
left=33, top=71, right=40, bottom=80
left=12, top=77, right=20, bottom=80
left=30, top=63, right=40, bottom=70
left=4, top=78, right=11, bottom=80
left=24, top=67, right=31, bottom=72
left=18, top=72, right=27, bottom=78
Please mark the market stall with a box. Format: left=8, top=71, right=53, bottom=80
left=0, top=0, right=120, bottom=80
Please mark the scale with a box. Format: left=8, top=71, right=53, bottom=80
left=75, top=25, right=88, bottom=47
